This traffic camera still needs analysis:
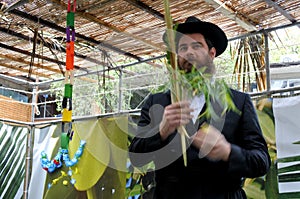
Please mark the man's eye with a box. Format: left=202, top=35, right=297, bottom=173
left=179, top=46, right=187, bottom=52
left=193, top=44, right=202, bottom=49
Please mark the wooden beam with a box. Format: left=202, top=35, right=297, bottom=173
left=204, top=0, right=257, bottom=32
left=3, top=0, right=30, bottom=12
left=0, top=27, right=134, bottom=79
left=0, top=2, right=140, bottom=60
left=0, top=62, right=50, bottom=78
left=0, top=42, right=88, bottom=72
left=0, top=54, right=61, bottom=73
left=77, top=0, right=117, bottom=12
left=0, top=26, right=104, bottom=67
left=263, top=0, right=299, bottom=25
left=122, top=0, right=165, bottom=21
left=50, top=0, right=163, bottom=51
left=28, top=28, right=38, bottom=79
left=0, top=54, right=115, bottom=81
left=122, top=0, right=179, bottom=24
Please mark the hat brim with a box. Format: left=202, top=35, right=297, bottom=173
left=163, top=21, right=228, bottom=57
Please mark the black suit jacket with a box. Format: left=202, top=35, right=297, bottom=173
left=129, top=89, right=270, bottom=199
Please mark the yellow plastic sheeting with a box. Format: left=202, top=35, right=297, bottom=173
left=97, top=117, right=128, bottom=172
left=70, top=119, right=109, bottom=191
left=70, top=116, right=128, bottom=193
left=95, top=116, right=128, bottom=198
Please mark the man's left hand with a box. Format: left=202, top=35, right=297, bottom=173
left=191, top=124, right=231, bottom=161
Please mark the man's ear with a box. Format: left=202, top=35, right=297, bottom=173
left=209, top=47, right=217, bottom=59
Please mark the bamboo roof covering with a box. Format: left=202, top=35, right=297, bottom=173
left=0, top=0, right=300, bottom=82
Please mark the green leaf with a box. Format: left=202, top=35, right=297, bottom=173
left=265, top=161, right=279, bottom=199
left=0, top=124, right=27, bottom=199
left=278, top=173, right=300, bottom=183
left=244, top=179, right=266, bottom=199
left=292, top=140, right=300, bottom=144
left=178, top=66, right=241, bottom=120
left=126, top=184, right=143, bottom=197
left=279, top=192, right=300, bottom=199
left=278, top=163, right=300, bottom=174
left=256, top=109, right=275, bottom=144
left=278, top=155, right=300, bottom=163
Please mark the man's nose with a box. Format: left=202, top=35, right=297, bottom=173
left=186, top=47, right=195, bottom=57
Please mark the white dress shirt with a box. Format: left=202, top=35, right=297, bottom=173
left=190, top=94, right=205, bottom=123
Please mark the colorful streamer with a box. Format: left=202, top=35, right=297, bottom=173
left=40, top=0, right=85, bottom=188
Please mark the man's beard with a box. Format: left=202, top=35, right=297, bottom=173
left=178, top=54, right=216, bottom=75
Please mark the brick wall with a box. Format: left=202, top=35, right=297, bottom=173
left=0, top=95, right=32, bottom=122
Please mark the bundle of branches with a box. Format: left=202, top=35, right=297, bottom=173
left=231, top=35, right=266, bottom=92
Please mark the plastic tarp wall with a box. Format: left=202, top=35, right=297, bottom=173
left=28, top=115, right=128, bottom=199
left=28, top=125, right=58, bottom=199
left=273, top=95, right=300, bottom=196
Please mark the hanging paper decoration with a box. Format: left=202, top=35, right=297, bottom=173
left=40, top=0, right=85, bottom=188
left=63, top=0, right=76, bottom=124
left=40, top=140, right=86, bottom=173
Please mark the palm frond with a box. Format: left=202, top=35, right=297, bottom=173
left=0, top=123, right=27, bottom=199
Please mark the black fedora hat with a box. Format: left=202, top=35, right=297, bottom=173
left=163, top=16, right=228, bottom=57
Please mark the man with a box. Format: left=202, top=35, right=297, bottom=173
left=129, top=16, right=270, bottom=199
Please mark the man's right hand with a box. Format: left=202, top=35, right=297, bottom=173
left=159, top=101, right=193, bottom=141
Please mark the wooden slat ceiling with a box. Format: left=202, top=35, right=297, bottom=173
left=0, top=0, right=299, bottom=82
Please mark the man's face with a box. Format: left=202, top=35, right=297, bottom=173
left=177, top=33, right=216, bottom=74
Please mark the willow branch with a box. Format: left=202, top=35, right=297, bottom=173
left=163, top=0, right=188, bottom=167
